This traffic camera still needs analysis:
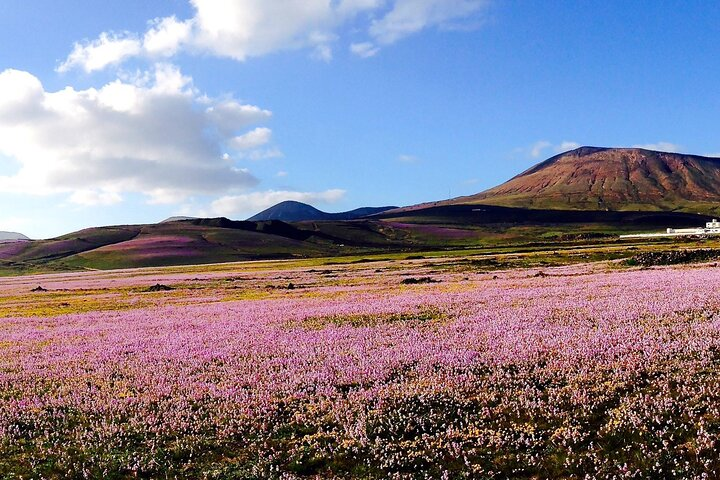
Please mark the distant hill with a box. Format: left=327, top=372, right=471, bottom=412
left=248, top=201, right=397, bottom=222
left=0, top=218, right=416, bottom=271
left=0, top=231, right=29, bottom=242
left=0, top=206, right=712, bottom=274
left=443, top=147, right=720, bottom=215
left=160, top=216, right=197, bottom=223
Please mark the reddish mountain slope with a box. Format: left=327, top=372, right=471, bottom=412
left=450, top=147, right=720, bottom=214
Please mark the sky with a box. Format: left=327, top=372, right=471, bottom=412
left=1, top=1, right=720, bottom=238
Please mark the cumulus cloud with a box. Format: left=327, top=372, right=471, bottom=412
left=57, top=32, right=142, bottom=73
left=0, top=65, right=275, bottom=205
left=350, top=42, right=380, bottom=58
left=368, top=0, right=488, bottom=46
left=143, top=16, right=193, bottom=57
left=210, top=189, right=346, bottom=217
left=206, top=101, right=272, bottom=136
left=230, top=127, right=273, bottom=150
left=225, top=126, right=284, bottom=160
left=631, top=142, right=682, bottom=153
left=58, top=0, right=490, bottom=71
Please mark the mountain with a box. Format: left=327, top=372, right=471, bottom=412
left=0, top=231, right=29, bottom=242
left=247, top=201, right=397, bottom=222
left=445, top=147, right=720, bottom=215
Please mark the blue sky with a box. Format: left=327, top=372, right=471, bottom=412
left=1, top=0, right=719, bottom=238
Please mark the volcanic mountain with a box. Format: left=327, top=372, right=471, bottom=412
left=447, top=147, right=720, bottom=215
left=248, top=201, right=397, bottom=222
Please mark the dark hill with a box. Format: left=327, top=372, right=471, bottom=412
left=375, top=203, right=711, bottom=227
left=248, top=201, right=396, bottom=222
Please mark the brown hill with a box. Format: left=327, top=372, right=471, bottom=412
left=447, top=147, right=720, bottom=214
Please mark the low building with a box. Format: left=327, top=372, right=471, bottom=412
left=625, top=219, right=720, bottom=239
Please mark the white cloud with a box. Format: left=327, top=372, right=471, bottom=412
left=337, top=0, right=386, bottom=15
left=230, top=127, right=273, bottom=150
left=555, top=141, right=581, bottom=153
left=143, top=16, right=193, bottom=57
left=146, top=188, right=203, bottom=205
left=276, top=170, right=289, bottom=177
left=58, top=0, right=490, bottom=70
left=210, top=189, right=346, bottom=217
left=311, top=43, right=334, bottom=62
left=350, top=42, right=380, bottom=58
left=226, top=126, right=284, bottom=160
left=206, top=101, right=272, bottom=136
left=69, top=189, right=123, bottom=206
left=186, top=0, right=333, bottom=61
left=0, top=65, right=272, bottom=205
left=398, top=154, right=419, bottom=163
left=368, top=0, right=488, bottom=45
left=632, top=142, right=681, bottom=153
left=57, top=32, right=142, bottom=73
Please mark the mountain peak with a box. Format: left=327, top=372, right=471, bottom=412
left=565, top=146, right=610, bottom=156
left=275, top=200, right=320, bottom=208
left=247, top=202, right=326, bottom=222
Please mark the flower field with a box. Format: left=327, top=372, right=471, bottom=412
left=2, top=257, right=720, bottom=478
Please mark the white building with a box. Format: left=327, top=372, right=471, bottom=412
left=623, top=219, right=720, bottom=239
left=666, top=219, right=720, bottom=235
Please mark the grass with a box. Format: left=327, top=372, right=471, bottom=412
left=4, top=235, right=720, bottom=321
left=0, top=287, right=179, bottom=318
left=294, top=309, right=450, bottom=330
left=0, top=233, right=713, bottom=277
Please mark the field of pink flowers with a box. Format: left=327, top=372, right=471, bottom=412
left=2, top=258, right=720, bottom=478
